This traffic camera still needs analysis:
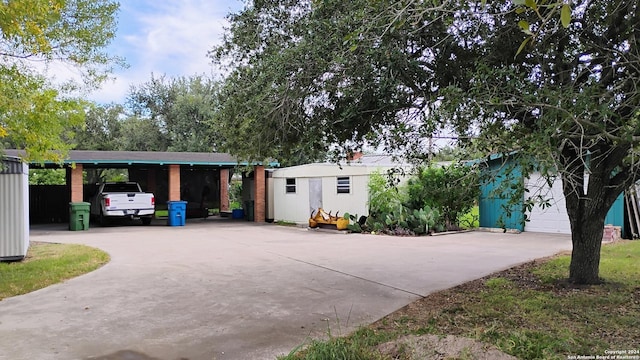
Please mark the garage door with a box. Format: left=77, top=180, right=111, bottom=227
left=524, top=173, right=572, bottom=234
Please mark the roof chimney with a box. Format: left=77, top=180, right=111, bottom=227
left=347, top=151, right=363, bottom=161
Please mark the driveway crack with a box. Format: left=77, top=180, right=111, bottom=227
left=269, top=252, right=426, bottom=298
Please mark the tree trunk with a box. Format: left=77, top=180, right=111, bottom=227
left=568, top=212, right=604, bottom=284
left=566, top=191, right=608, bottom=284
left=561, top=148, right=615, bottom=285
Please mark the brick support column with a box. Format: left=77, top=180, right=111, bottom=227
left=253, top=165, right=265, bottom=222
left=70, top=164, right=84, bottom=203
left=168, top=164, right=181, bottom=201
left=220, top=168, right=229, bottom=212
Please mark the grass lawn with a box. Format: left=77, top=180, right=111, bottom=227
left=458, top=205, right=479, bottom=229
left=0, top=242, right=109, bottom=300
left=280, top=240, right=640, bottom=359
left=155, top=208, right=219, bottom=218
left=155, top=209, right=168, bottom=218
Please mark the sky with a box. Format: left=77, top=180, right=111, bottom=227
left=86, top=0, right=244, bottom=104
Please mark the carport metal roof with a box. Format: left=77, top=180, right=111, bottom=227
left=4, top=150, right=276, bottom=168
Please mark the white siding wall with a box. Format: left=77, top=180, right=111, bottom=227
left=321, top=175, right=369, bottom=219
left=524, top=172, right=571, bottom=234
left=273, top=177, right=311, bottom=224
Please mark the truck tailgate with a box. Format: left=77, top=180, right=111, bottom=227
left=104, top=193, right=154, bottom=210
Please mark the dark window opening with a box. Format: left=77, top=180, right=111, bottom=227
left=337, top=177, right=350, bottom=194
left=286, top=178, right=296, bottom=193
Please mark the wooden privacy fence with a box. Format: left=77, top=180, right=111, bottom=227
left=29, top=185, right=69, bottom=224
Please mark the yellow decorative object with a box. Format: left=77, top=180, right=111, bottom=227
left=309, top=208, right=348, bottom=231
left=336, top=218, right=349, bottom=230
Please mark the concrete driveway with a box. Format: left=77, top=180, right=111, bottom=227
left=0, top=220, right=572, bottom=360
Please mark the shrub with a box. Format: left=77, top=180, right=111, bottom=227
left=365, top=165, right=477, bottom=235
left=405, top=163, right=479, bottom=230
left=365, top=171, right=441, bottom=235
left=367, top=171, right=404, bottom=220
left=365, top=171, right=404, bottom=232
left=227, top=181, right=243, bottom=210
left=343, top=212, right=366, bottom=233
left=407, top=206, right=441, bottom=234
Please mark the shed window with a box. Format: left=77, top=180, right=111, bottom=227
left=286, top=178, right=296, bottom=193
left=337, top=177, right=350, bottom=194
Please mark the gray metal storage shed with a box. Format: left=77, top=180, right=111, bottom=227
left=1, top=156, right=29, bottom=261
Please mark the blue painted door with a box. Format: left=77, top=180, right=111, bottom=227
left=479, top=159, right=525, bottom=231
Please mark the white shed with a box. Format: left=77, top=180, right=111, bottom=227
left=1, top=156, right=30, bottom=261
left=271, top=155, right=408, bottom=225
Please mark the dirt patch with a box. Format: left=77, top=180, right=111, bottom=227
left=378, top=334, right=518, bottom=360
left=367, top=261, right=549, bottom=359
left=371, top=256, right=565, bottom=335
left=370, top=242, right=639, bottom=359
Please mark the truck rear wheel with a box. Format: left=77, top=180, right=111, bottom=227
left=99, top=211, right=108, bottom=227
left=141, top=217, right=152, bottom=226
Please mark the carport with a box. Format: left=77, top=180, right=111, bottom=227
left=4, top=149, right=269, bottom=223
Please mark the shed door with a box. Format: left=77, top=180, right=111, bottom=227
left=309, top=178, right=322, bottom=216
left=479, top=160, right=524, bottom=231
left=524, top=173, right=625, bottom=235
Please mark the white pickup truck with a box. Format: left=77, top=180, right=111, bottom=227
left=90, top=182, right=155, bottom=226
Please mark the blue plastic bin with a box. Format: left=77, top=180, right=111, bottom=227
left=232, top=209, right=244, bottom=219
left=167, top=201, right=187, bottom=226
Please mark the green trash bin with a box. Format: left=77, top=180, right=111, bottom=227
left=69, top=202, right=91, bottom=231
left=244, top=200, right=255, bottom=221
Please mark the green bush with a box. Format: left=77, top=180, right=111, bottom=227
left=344, top=212, right=364, bottom=233
left=367, top=171, right=404, bottom=221
left=365, top=171, right=441, bottom=235
left=365, top=171, right=404, bottom=233
left=226, top=181, right=244, bottom=210
left=407, top=206, right=441, bottom=234
left=405, top=163, right=479, bottom=230
left=364, top=164, right=478, bottom=235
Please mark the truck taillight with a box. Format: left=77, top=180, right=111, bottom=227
left=151, top=196, right=155, bottom=206
left=104, top=197, right=110, bottom=207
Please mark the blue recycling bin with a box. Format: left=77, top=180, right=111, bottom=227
left=231, top=208, right=244, bottom=219
left=167, top=201, right=187, bottom=226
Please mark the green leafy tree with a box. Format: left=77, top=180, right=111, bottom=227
left=1, top=71, right=85, bottom=162
left=74, top=103, right=169, bottom=152
left=127, top=75, right=220, bottom=152
left=405, top=164, right=480, bottom=230
left=0, top=0, right=123, bottom=162
left=73, top=104, right=124, bottom=151
left=210, top=0, right=407, bottom=163
left=214, top=0, right=639, bottom=284
left=115, top=117, right=168, bottom=152
left=29, top=169, right=66, bottom=185
left=433, top=0, right=640, bottom=284
left=73, top=103, right=166, bottom=184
